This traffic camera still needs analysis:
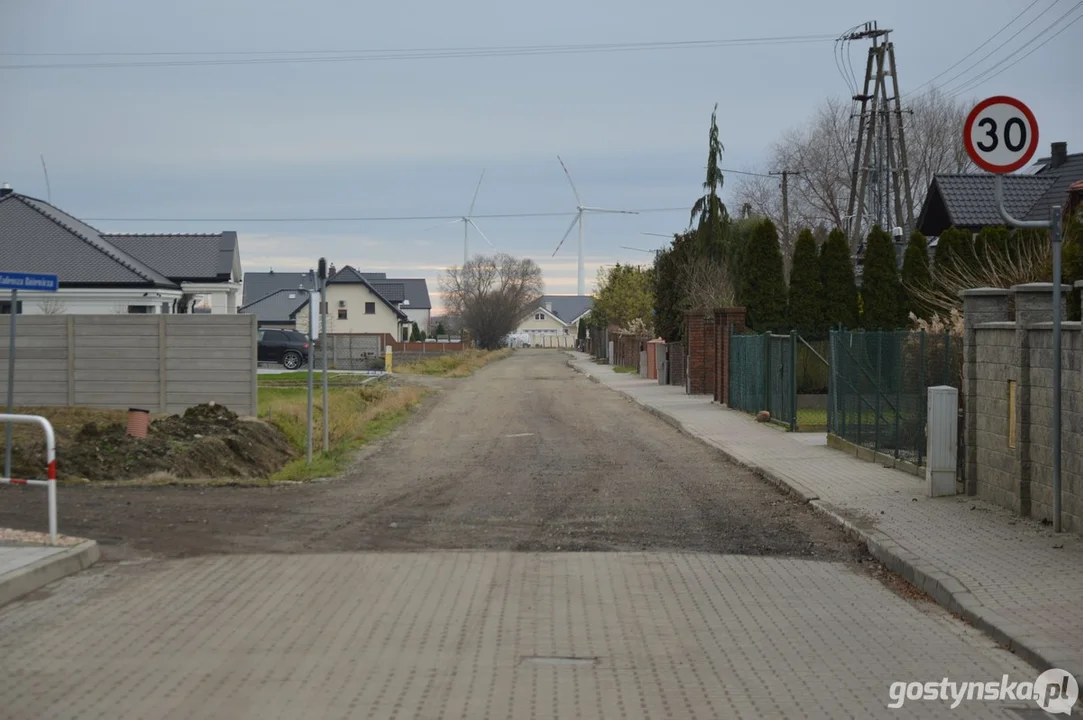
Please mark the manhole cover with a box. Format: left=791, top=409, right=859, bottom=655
left=520, top=656, right=598, bottom=667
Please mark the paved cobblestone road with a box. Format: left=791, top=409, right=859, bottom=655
left=0, top=352, right=1048, bottom=718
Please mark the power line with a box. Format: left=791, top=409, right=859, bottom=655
left=908, top=0, right=1064, bottom=102
left=947, top=2, right=1083, bottom=98
left=0, top=34, right=837, bottom=71
left=902, top=0, right=1041, bottom=99
left=81, top=206, right=694, bottom=223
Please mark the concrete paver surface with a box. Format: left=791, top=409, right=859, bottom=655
left=0, top=352, right=1053, bottom=718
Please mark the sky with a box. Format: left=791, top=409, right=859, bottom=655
left=1, top=0, right=1080, bottom=311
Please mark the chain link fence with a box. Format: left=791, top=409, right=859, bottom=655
left=729, top=331, right=798, bottom=431
left=829, top=329, right=962, bottom=465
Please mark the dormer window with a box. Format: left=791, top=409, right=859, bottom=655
left=535, top=313, right=545, bottom=320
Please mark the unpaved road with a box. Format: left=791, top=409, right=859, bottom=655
left=1, top=350, right=863, bottom=563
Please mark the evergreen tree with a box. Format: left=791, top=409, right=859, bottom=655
left=860, top=226, right=906, bottom=330
left=435, top=321, right=447, bottom=337
left=409, top=322, right=422, bottom=342
left=786, top=229, right=824, bottom=336
left=974, top=225, right=1010, bottom=268
left=820, top=228, right=860, bottom=329
left=577, top=317, right=587, bottom=341
left=739, top=219, right=788, bottom=332
left=933, top=227, right=967, bottom=274
left=689, top=103, right=731, bottom=262
left=901, top=230, right=933, bottom=320
left=652, top=231, right=695, bottom=341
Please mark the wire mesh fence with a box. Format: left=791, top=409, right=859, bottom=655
left=829, top=329, right=962, bottom=465
left=729, top=331, right=798, bottom=431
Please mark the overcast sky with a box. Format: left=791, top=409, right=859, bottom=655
left=1, top=0, right=1079, bottom=309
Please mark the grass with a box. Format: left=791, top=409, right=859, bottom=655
left=259, top=381, right=429, bottom=482
left=612, top=365, right=638, bottom=374
left=259, top=371, right=380, bottom=388
left=395, top=348, right=512, bottom=378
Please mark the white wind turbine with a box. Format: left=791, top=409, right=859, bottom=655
left=551, top=156, right=638, bottom=296
left=427, top=170, right=494, bottom=266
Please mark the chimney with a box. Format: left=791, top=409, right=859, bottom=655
left=545, top=301, right=553, bottom=313
left=0, top=183, right=12, bottom=198
left=329, top=262, right=337, bottom=277
left=1051, top=142, right=1068, bottom=170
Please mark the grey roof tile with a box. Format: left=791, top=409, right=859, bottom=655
left=933, top=175, right=1055, bottom=227
left=536, top=295, right=593, bottom=324
left=394, top=278, right=432, bottom=310
left=104, top=232, right=237, bottom=282
left=325, top=265, right=407, bottom=320
left=0, top=194, right=177, bottom=288
left=369, top=282, right=405, bottom=303
left=1025, top=154, right=1083, bottom=221
left=360, top=272, right=386, bottom=280
left=239, top=288, right=309, bottom=325
left=242, top=271, right=318, bottom=306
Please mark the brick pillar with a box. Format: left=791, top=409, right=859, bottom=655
left=960, top=289, right=1011, bottom=496
left=684, top=311, right=708, bottom=395
left=714, top=307, right=748, bottom=405
left=704, top=313, right=717, bottom=398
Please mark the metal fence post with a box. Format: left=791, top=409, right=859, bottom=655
left=789, top=330, right=797, bottom=431
left=918, top=329, right=926, bottom=467
left=874, top=332, right=882, bottom=453
left=762, top=332, right=770, bottom=414
left=894, top=331, right=902, bottom=459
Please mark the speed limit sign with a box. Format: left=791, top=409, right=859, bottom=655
left=964, top=95, right=1040, bottom=174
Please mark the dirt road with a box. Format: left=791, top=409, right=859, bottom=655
left=0, top=350, right=864, bottom=562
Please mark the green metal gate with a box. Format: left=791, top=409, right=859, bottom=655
left=729, top=329, right=798, bottom=431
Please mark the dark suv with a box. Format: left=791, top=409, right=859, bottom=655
left=258, top=328, right=311, bottom=369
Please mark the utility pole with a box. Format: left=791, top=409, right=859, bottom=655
left=843, top=21, right=914, bottom=251
left=318, top=258, right=329, bottom=455
left=770, top=169, right=801, bottom=250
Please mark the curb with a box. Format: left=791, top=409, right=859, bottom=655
left=0, top=540, right=101, bottom=609
left=569, top=358, right=1069, bottom=675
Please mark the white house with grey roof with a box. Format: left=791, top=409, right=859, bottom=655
left=514, top=295, right=593, bottom=344
left=0, top=186, right=242, bottom=316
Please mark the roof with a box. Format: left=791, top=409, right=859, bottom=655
left=242, top=270, right=318, bottom=306
left=916, top=150, right=1083, bottom=236
left=537, top=295, right=593, bottom=324
left=322, top=265, right=409, bottom=320
left=104, top=232, right=239, bottom=283
left=0, top=192, right=178, bottom=288
left=238, top=288, right=309, bottom=325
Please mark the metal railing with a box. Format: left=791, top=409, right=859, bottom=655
left=0, top=414, right=58, bottom=545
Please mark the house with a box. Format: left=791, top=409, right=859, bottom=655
left=0, top=185, right=241, bottom=315
left=291, top=265, right=409, bottom=340
left=916, top=141, right=1083, bottom=239
left=240, top=268, right=431, bottom=333
left=514, top=295, right=593, bottom=344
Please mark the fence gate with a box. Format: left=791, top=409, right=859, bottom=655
left=327, top=334, right=382, bottom=370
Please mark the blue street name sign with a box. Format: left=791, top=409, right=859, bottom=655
left=0, top=272, right=60, bottom=292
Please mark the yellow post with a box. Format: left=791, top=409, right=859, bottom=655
left=385, top=345, right=393, bottom=373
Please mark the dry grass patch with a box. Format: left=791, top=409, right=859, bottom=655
left=260, top=382, right=429, bottom=481
left=395, top=348, right=512, bottom=377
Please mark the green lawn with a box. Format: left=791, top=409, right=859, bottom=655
left=613, top=365, right=638, bottom=374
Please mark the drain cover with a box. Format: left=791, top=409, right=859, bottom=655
left=520, top=656, right=598, bottom=667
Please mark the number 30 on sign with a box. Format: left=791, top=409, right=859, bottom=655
left=964, top=95, right=1040, bottom=174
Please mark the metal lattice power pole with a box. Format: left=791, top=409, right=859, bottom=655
left=844, top=22, right=915, bottom=249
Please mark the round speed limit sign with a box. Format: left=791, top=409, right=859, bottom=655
left=964, top=95, right=1040, bottom=174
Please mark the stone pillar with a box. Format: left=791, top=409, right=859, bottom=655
left=714, top=307, right=748, bottom=406
left=960, top=289, right=1011, bottom=496
left=1010, top=282, right=1070, bottom=516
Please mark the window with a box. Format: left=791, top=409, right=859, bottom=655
left=338, top=308, right=348, bottom=320
left=127, top=305, right=152, bottom=314
left=534, top=313, right=545, bottom=320
left=0, top=301, right=23, bottom=315
left=161, top=302, right=171, bottom=314
left=365, top=302, right=376, bottom=314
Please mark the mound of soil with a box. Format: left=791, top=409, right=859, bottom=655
left=11, top=403, right=298, bottom=483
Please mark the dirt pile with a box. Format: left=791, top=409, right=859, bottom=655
left=12, top=403, right=297, bottom=483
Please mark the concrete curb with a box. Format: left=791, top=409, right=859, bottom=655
left=569, top=357, right=1067, bottom=675
left=0, top=540, right=101, bottom=609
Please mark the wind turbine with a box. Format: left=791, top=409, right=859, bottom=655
left=552, top=155, right=638, bottom=296
left=426, top=170, right=494, bottom=266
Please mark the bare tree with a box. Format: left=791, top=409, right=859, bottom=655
left=733, top=89, right=974, bottom=255
left=680, top=256, right=736, bottom=311
left=37, top=296, right=67, bottom=315
left=440, top=253, right=544, bottom=350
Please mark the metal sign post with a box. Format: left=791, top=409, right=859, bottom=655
left=964, top=96, right=1064, bottom=532
left=318, top=258, right=329, bottom=454
left=1, top=271, right=60, bottom=479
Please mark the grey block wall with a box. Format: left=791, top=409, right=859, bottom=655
left=963, top=283, right=1083, bottom=534
left=0, top=315, right=258, bottom=416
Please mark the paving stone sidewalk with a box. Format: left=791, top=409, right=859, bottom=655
left=568, top=352, right=1083, bottom=679
left=0, top=528, right=100, bottom=608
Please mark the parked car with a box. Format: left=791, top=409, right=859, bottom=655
left=258, top=328, right=311, bottom=369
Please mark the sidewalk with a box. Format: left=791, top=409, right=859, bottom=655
left=0, top=529, right=100, bottom=608
left=568, top=352, right=1083, bottom=678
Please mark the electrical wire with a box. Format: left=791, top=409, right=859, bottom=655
left=0, top=34, right=837, bottom=71
left=902, top=0, right=1042, bottom=99
left=81, top=206, right=696, bottom=224
left=946, top=2, right=1083, bottom=98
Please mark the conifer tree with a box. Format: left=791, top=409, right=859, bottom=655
left=819, top=228, right=859, bottom=329
left=901, top=230, right=933, bottom=320
left=860, top=226, right=906, bottom=330
left=786, top=229, right=824, bottom=336
left=739, top=219, right=787, bottom=332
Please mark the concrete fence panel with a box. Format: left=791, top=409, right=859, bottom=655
left=0, top=314, right=258, bottom=416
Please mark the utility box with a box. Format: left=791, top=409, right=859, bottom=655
left=607, top=341, right=614, bottom=365
left=656, top=342, right=668, bottom=385
left=926, top=386, right=959, bottom=497
left=639, top=348, right=648, bottom=378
